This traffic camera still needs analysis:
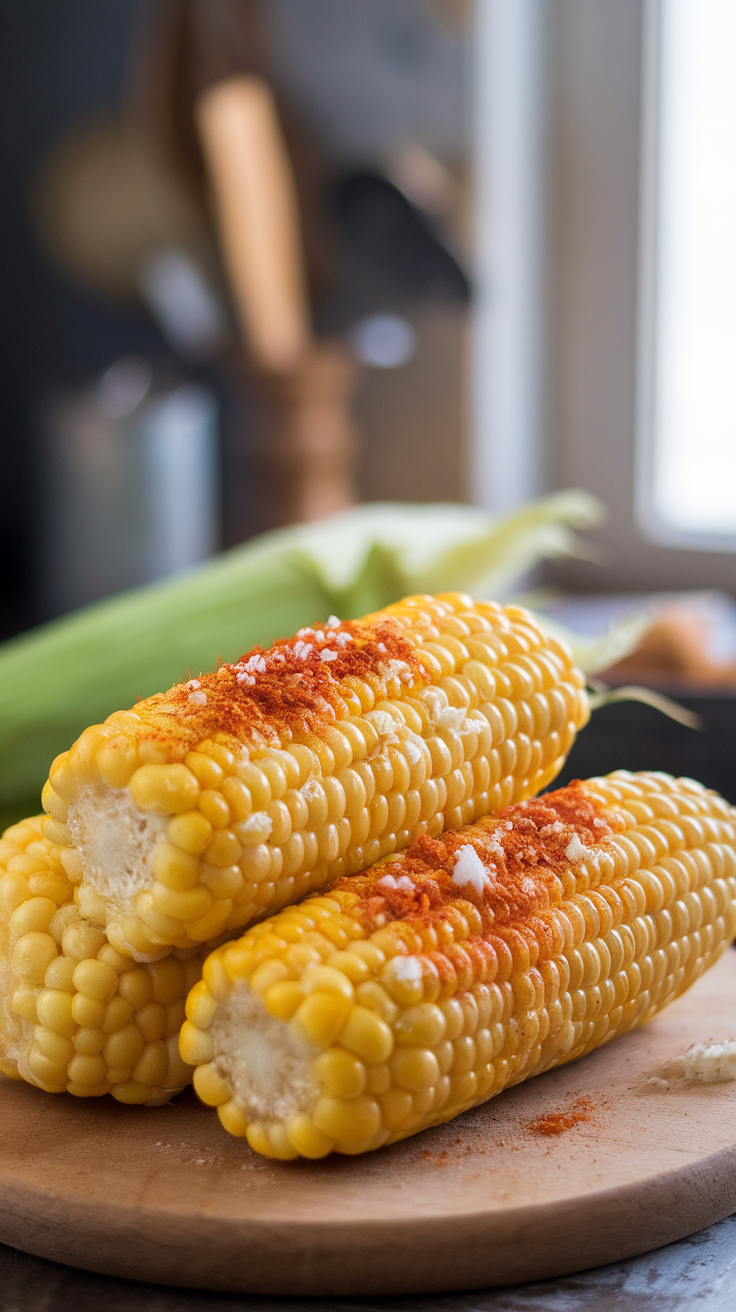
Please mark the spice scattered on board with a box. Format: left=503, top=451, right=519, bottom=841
left=524, top=1096, right=597, bottom=1137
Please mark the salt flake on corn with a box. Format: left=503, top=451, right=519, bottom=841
left=452, top=845, right=492, bottom=894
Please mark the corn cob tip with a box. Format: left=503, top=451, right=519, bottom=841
left=0, top=816, right=211, bottom=1104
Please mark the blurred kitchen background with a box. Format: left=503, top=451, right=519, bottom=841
left=1, top=0, right=736, bottom=679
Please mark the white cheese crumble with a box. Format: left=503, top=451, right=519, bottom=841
left=319, top=649, right=339, bottom=662
left=327, top=615, right=340, bottom=628
left=437, top=706, right=466, bottom=732
left=669, top=1040, right=736, bottom=1084
left=293, top=641, right=313, bottom=660
left=387, top=658, right=413, bottom=684
left=565, top=833, right=587, bottom=863
left=188, top=690, right=207, bottom=705
left=236, top=812, right=273, bottom=843
left=452, top=844, right=492, bottom=896
left=377, top=873, right=415, bottom=893
left=185, top=679, right=201, bottom=690
left=366, top=710, right=397, bottom=739
left=391, top=955, right=423, bottom=982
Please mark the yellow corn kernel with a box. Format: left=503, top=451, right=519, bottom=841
left=313, top=1047, right=366, bottom=1098
left=49, top=754, right=80, bottom=803
left=185, top=752, right=223, bottom=790
left=394, top=1003, right=447, bottom=1047
left=390, top=1046, right=440, bottom=1092
left=263, top=980, right=304, bottom=1020
left=12, top=933, right=58, bottom=985
left=10, top=896, right=56, bottom=938
left=73, top=1028, right=106, bottom=1056
left=193, top=1062, right=232, bottom=1106
left=111, top=1081, right=153, bottom=1104
left=285, top=1114, right=335, bottom=1159
left=129, top=763, right=200, bottom=815
left=118, top=967, right=153, bottom=1010
left=185, top=979, right=217, bottom=1029
left=27, top=1049, right=67, bottom=1089
left=44, top=957, right=76, bottom=991
left=102, top=996, right=134, bottom=1036
left=36, top=988, right=76, bottom=1037
left=167, top=811, right=213, bottom=856
left=134, top=1001, right=166, bottom=1042
left=218, top=1099, right=250, bottom=1137
left=61, top=922, right=106, bottom=962
left=302, top=964, right=354, bottom=1000
left=96, top=735, right=139, bottom=788
left=187, top=898, right=233, bottom=942
left=148, top=958, right=186, bottom=1005
left=103, top=1024, right=145, bottom=1070
left=72, top=993, right=105, bottom=1028
left=72, top=959, right=119, bottom=1003
left=67, top=1053, right=107, bottom=1087
left=340, top=1006, right=394, bottom=1063
left=179, top=1020, right=214, bottom=1065
left=151, top=882, right=212, bottom=922
left=199, top=790, right=230, bottom=829
left=312, top=1094, right=381, bottom=1143
left=35, top=1028, right=74, bottom=1065
left=151, top=844, right=201, bottom=892
left=202, top=863, right=243, bottom=899
left=12, top=987, right=38, bottom=1024
left=249, top=959, right=289, bottom=995
left=132, top=1041, right=169, bottom=1087
left=293, top=992, right=351, bottom=1047
left=379, top=1087, right=414, bottom=1129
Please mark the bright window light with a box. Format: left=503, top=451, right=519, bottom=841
left=640, top=0, right=736, bottom=546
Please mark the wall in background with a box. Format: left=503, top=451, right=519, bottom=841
left=0, top=0, right=473, bottom=641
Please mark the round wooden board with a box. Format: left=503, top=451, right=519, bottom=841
left=1, top=952, right=736, bottom=1297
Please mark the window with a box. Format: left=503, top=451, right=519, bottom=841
left=639, top=0, right=736, bottom=549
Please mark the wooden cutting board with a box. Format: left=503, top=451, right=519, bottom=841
left=1, top=951, right=735, bottom=1297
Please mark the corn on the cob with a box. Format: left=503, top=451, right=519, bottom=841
left=181, top=770, right=736, bottom=1158
left=0, top=816, right=203, bottom=1104
left=40, top=593, right=588, bottom=962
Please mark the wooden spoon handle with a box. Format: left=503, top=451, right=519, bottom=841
left=195, top=74, right=311, bottom=372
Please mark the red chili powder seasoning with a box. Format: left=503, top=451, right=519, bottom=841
left=339, top=781, right=621, bottom=950
left=525, top=1096, right=596, bottom=1137
left=130, top=616, right=427, bottom=756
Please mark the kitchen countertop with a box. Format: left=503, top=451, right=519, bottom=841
left=1, top=1215, right=735, bottom=1312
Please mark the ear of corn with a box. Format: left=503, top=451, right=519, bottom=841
left=181, top=770, right=736, bottom=1159
left=0, top=816, right=206, bottom=1104
left=39, top=593, right=589, bottom=961
left=0, top=494, right=602, bottom=827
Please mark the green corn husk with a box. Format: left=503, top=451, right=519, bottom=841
left=0, top=492, right=604, bottom=826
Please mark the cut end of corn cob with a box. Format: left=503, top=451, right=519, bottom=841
left=182, top=771, right=736, bottom=1159
left=0, top=816, right=207, bottom=1104
left=40, top=593, right=588, bottom=960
